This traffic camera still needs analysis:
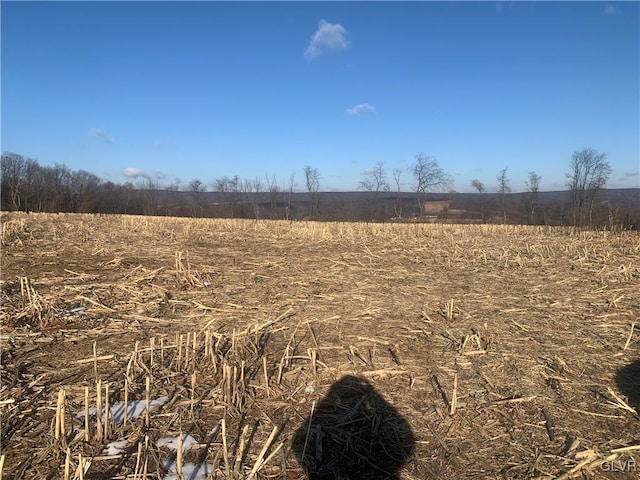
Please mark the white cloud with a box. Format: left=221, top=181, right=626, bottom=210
left=604, top=4, right=620, bottom=15
left=123, top=167, right=150, bottom=180
left=304, top=19, right=349, bottom=61
left=346, top=103, right=376, bottom=116
left=360, top=168, right=376, bottom=175
left=88, top=128, right=114, bottom=144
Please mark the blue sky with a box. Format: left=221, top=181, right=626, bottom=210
left=2, top=1, right=638, bottom=192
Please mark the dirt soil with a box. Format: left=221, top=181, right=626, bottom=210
left=1, top=212, right=639, bottom=480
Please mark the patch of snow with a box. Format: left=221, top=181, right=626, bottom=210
left=208, top=424, right=221, bottom=437
left=102, top=440, right=129, bottom=455
left=59, top=307, right=86, bottom=316
left=160, top=461, right=214, bottom=480
left=75, top=396, right=169, bottom=425
left=157, top=431, right=219, bottom=479
left=157, top=433, right=199, bottom=453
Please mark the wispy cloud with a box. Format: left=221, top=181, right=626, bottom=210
left=360, top=168, right=376, bottom=175
left=154, top=139, right=169, bottom=148
left=123, top=167, right=151, bottom=180
left=304, top=19, right=349, bottom=61
left=123, top=167, right=180, bottom=185
left=153, top=171, right=171, bottom=180
left=346, top=103, right=376, bottom=116
left=619, top=172, right=639, bottom=180
left=604, top=4, right=620, bottom=15
left=88, top=128, right=114, bottom=144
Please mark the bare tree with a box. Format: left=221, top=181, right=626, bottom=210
left=212, top=176, right=229, bottom=216
left=359, top=162, right=390, bottom=220
left=525, top=171, right=542, bottom=224
left=265, top=173, right=279, bottom=218
left=471, top=179, right=486, bottom=223
left=410, top=154, right=451, bottom=214
left=497, top=168, right=511, bottom=223
left=238, top=177, right=263, bottom=219
left=1, top=152, right=27, bottom=210
left=69, top=170, right=102, bottom=212
left=1, top=155, right=103, bottom=213
left=392, top=168, right=403, bottom=218
left=471, top=179, right=485, bottom=192
left=359, top=162, right=390, bottom=194
left=29, top=163, right=70, bottom=212
left=22, top=159, right=40, bottom=211
left=251, top=176, right=264, bottom=220
left=187, top=179, right=206, bottom=217
left=188, top=179, right=206, bottom=192
left=212, top=176, right=229, bottom=193
left=284, top=173, right=295, bottom=221
left=253, top=177, right=264, bottom=193
left=140, top=178, right=158, bottom=216
left=566, top=148, right=611, bottom=227
left=303, top=165, right=321, bottom=218
left=213, top=175, right=241, bottom=217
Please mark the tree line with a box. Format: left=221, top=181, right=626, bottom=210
left=1, top=148, right=636, bottom=228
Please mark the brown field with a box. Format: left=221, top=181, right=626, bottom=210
left=1, top=212, right=639, bottom=480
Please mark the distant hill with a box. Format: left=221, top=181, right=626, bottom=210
left=162, top=188, right=639, bottom=208
left=147, top=188, right=638, bottom=227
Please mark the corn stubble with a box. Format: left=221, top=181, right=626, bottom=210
left=0, top=212, right=639, bottom=479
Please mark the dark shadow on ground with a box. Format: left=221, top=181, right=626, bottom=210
left=292, top=375, right=415, bottom=480
left=616, top=358, right=640, bottom=413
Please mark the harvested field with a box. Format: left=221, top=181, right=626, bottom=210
left=1, top=212, right=639, bottom=479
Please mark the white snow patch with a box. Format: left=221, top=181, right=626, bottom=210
left=160, top=460, right=214, bottom=480
left=102, top=439, right=129, bottom=455
left=157, top=433, right=199, bottom=453
left=59, top=307, right=86, bottom=316
left=157, top=430, right=221, bottom=479
left=75, top=396, right=169, bottom=425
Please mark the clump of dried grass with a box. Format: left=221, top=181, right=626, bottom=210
left=1, top=217, right=28, bottom=246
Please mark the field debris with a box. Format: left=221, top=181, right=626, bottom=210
left=1, top=212, right=639, bottom=479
